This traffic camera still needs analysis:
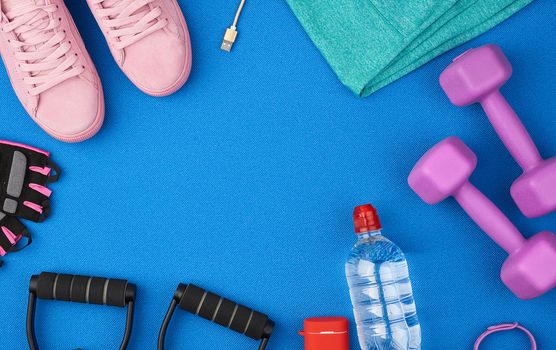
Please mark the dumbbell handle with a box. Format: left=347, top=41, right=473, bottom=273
left=482, top=91, right=543, bottom=171
left=454, top=181, right=526, bottom=254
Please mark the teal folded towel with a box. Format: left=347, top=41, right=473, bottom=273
left=286, top=0, right=533, bottom=97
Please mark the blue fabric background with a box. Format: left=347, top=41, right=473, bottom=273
left=0, top=1, right=554, bottom=349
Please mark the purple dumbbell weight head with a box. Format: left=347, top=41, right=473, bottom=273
left=408, top=137, right=556, bottom=299
left=440, top=44, right=556, bottom=218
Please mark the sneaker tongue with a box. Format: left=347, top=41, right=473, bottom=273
left=1, top=0, right=40, bottom=14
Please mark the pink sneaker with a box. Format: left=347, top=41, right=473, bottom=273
left=0, top=0, right=104, bottom=143
left=87, top=0, right=192, bottom=96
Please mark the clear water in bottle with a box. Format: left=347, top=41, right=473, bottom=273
left=345, top=204, right=421, bottom=350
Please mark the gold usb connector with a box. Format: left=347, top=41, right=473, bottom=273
left=221, top=0, right=245, bottom=52
left=221, top=26, right=238, bottom=52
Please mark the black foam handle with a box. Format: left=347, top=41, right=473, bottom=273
left=177, top=284, right=273, bottom=340
left=31, top=272, right=134, bottom=307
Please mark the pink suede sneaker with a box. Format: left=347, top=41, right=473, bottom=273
left=87, top=0, right=192, bottom=96
left=0, top=0, right=104, bottom=143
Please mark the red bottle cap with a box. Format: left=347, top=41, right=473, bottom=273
left=299, top=317, right=349, bottom=350
left=353, top=204, right=382, bottom=234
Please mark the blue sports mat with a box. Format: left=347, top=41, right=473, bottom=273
left=0, top=1, right=555, bottom=349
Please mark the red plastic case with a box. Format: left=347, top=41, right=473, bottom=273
left=299, top=317, right=349, bottom=350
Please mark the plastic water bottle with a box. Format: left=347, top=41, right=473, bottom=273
left=345, top=204, right=421, bottom=350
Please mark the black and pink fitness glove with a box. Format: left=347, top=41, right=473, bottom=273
left=0, top=141, right=60, bottom=258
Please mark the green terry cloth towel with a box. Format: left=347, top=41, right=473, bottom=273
left=286, top=0, right=533, bottom=97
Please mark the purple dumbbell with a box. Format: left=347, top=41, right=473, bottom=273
left=408, top=136, right=556, bottom=300
left=440, top=44, right=556, bottom=218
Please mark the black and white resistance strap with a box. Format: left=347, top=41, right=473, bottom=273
left=0, top=141, right=61, bottom=262
left=158, top=283, right=274, bottom=350
left=27, top=272, right=136, bottom=350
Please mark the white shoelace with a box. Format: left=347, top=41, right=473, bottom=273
left=1, top=2, right=83, bottom=96
left=93, top=0, right=167, bottom=50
